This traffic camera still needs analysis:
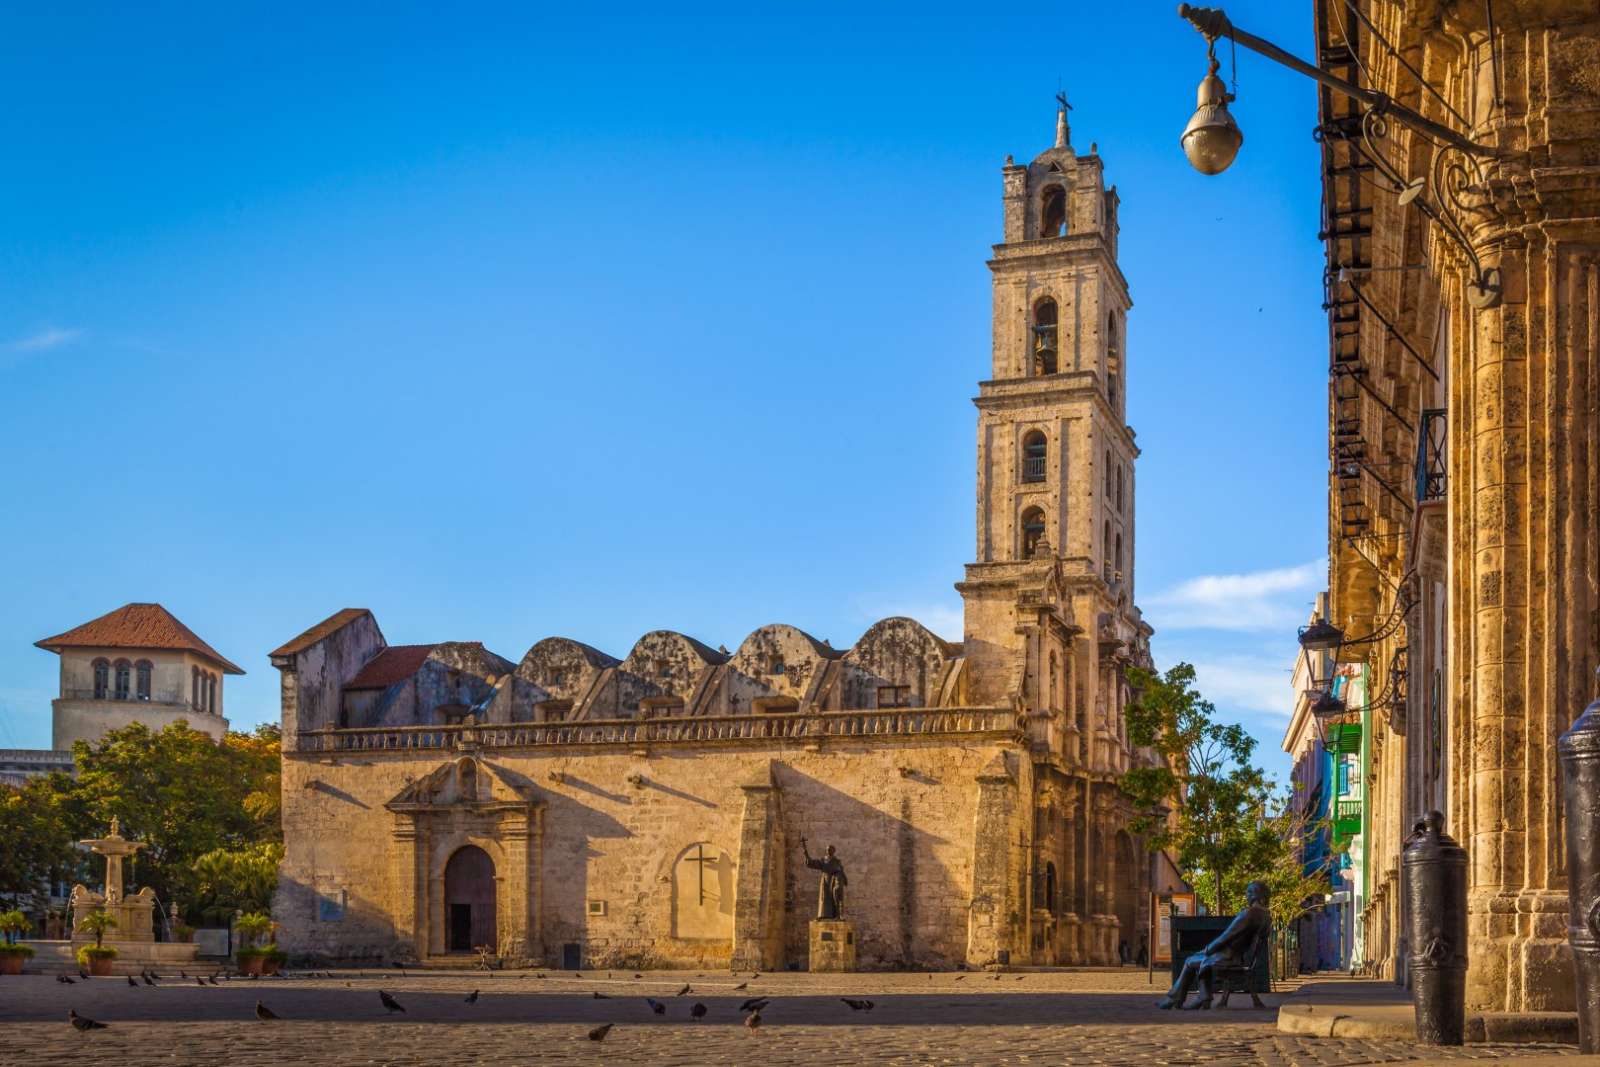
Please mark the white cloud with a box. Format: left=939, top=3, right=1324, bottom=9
left=5, top=326, right=83, bottom=353
left=1187, top=656, right=1298, bottom=717
left=1144, top=559, right=1326, bottom=632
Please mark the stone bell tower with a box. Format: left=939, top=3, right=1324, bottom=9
left=958, top=100, right=1146, bottom=772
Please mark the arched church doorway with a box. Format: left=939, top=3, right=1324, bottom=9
left=1113, top=831, right=1138, bottom=962
left=444, top=845, right=497, bottom=953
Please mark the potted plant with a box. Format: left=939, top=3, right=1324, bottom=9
left=234, top=912, right=273, bottom=975
left=172, top=923, right=195, bottom=944
left=0, top=910, right=34, bottom=975
left=76, top=909, right=119, bottom=976
left=257, top=943, right=288, bottom=976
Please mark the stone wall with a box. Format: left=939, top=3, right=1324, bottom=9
left=276, top=737, right=1029, bottom=970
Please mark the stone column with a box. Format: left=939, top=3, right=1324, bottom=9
left=497, top=806, right=542, bottom=963
left=967, top=752, right=1019, bottom=966
left=1447, top=11, right=1600, bottom=1012
left=731, top=768, right=785, bottom=971
left=389, top=817, right=422, bottom=960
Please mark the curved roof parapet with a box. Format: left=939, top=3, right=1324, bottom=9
left=847, top=616, right=963, bottom=662
left=733, top=623, right=840, bottom=665
left=516, top=637, right=620, bottom=676
left=621, top=630, right=729, bottom=676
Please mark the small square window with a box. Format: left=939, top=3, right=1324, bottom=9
left=318, top=890, right=346, bottom=922
left=878, top=685, right=911, bottom=709
left=587, top=900, right=607, bottom=917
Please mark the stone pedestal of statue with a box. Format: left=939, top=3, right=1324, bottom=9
left=809, top=919, right=856, bottom=972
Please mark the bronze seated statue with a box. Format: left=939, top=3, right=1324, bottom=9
left=1157, top=881, right=1271, bottom=1010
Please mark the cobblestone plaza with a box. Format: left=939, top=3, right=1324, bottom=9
left=0, top=969, right=1578, bottom=1066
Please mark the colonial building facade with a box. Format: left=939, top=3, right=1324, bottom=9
left=273, top=108, right=1162, bottom=970
left=1311, top=0, right=1600, bottom=1012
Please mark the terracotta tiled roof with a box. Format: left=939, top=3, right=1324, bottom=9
left=35, top=603, right=245, bottom=674
left=345, top=644, right=437, bottom=690
left=269, top=608, right=373, bottom=658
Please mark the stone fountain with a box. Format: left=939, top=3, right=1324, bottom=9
left=71, top=817, right=158, bottom=942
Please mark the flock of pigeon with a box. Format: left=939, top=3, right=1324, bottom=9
left=51, top=967, right=886, bottom=1040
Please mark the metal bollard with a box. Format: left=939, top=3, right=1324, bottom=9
left=1402, top=810, right=1467, bottom=1045
left=1558, top=672, right=1600, bottom=1055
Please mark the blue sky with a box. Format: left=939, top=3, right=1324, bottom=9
left=0, top=3, right=1329, bottom=778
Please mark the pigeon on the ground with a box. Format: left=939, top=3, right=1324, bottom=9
left=633, top=973, right=643, bottom=980
left=180, top=970, right=188, bottom=979
left=57, top=975, right=74, bottom=984
left=588, top=1023, right=613, bottom=1042
left=745, top=1011, right=762, bottom=1030
left=646, top=997, right=665, bottom=1015
left=68, top=1009, right=107, bottom=1031
left=379, top=989, right=405, bottom=1014
left=465, top=990, right=479, bottom=1004
left=751, top=973, right=761, bottom=980
left=142, top=971, right=156, bottom=986
left=126, top=976, right=137, bottom=987
left=573, top=971, right=582, bottom=979
left=78, top=968, right=91, bottom=980
left=955, top=974, right=967, bottom=982
left=207, top=975, right=220, bottom=985
left=841, top=998, right=875, bottom=1012
left=732, top=981, right=748, bottom=990
left=738, top=996, right=769, bottom=1013
left=195, top=977, right=205, bottom=987
left=534, top=973, right=545, bottom=979
left=676, top=983, right=691, bottom=996
left=690, top=1002, right=707, bottom=1020
left=255, top=1001, right=279, bottom=1020
left=592, top=991, right=609, bottom=999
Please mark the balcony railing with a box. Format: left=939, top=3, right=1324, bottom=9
left=1332, top=798, right=1362, bottom=841
left=1022, top=455, right=1047, bottom=482
left=296, top=706, right=1023, bottom=754
left=1416, top=409, right=1446, bottom=503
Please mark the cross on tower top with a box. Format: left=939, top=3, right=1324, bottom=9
left=1054, top=91, right=1072, bottom=148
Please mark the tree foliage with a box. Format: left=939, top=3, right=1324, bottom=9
left=193, top=843, right=284, bottom=926
left=0, top=772, right=90, bottom=908
left=2, top=721, right=281, bottom=925
left=1120, top=662, right=1274, bottom=915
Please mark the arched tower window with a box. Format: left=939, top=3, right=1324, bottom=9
left=1102, top=519, right=1113, bottom=580
left=1105, top=450, right=1113, bottom=496
left=1021, top=506, right=1047, bottom=559
left=135, top=660, right=152, bottom=701
left=1031, top=299, right=1058, bottom=376
left=1040, top=185, right=1067, bottom=238
left=1022, top=430, right=1047, bottom=483
left=1106, top=312, right=1121, bottom=408
left=191, top=666, right=200, bottom=708
left=1115, top=532, right=1124, bottom=577
left=1117, top=467, right=1125, bottom=513
left=113, top=659, right=131, bottom=701
left=207, top=673, right=217, bottom=712
left=93, top=658, right=110, bottom=700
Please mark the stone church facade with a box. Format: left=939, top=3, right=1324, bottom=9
left=273, top=107, right=1163, bottom=970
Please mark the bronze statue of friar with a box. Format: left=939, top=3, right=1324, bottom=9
left=800, top=836, right=847, bottom=920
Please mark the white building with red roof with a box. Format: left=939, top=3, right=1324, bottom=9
left=34, top=602, right=243, bottom=751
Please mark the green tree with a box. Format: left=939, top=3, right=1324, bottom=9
left=1120, top=662, right=1273, bottom=915
left=70, top=721, right=282, bottom=920
left=193, top=842, right=284, bottom=925
left=0, top=773, right=89, bottom=909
